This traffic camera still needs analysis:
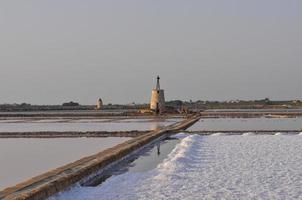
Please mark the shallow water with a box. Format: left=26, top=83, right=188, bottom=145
left=81, top=137, right=180, bottom=187
left=52, top=134, right=302, bottom=200
left=0, top=118, right=181, bottom=132
left=0, top=137, right=129, bottom=190
left=189, top=118, right=302, bottom=131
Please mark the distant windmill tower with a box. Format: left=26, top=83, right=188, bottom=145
left=150, top=76, right=165, bottom=114
left=96, top=98, right=103, bottom=110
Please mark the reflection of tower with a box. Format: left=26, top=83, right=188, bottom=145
left=150, top=76, right=165, bottom=114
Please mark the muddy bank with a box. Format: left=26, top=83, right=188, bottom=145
left=0, top=111, right=183, bottom=119
left=184, top=130, right=301, bottom=135
left=201, top=111, right=302, bottom=118
left=0, top=130, right=150, bottom=138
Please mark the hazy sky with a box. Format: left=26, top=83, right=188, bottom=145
left=0, top=1, right=301, bottom=104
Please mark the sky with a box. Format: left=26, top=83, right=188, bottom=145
left=0, top=0, right=301, bottom=105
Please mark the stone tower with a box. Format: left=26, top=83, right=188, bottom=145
left=150, top=76, right=165, bottom=114
left=96, top=98, right=103, bottom=110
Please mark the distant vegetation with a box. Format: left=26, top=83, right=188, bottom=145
left=62, top=101, right=80, bottom=107
left=0, top=99, right=302, bottom=112
left=166, top=99, right=302, bottom=110
left=0, top=102, right=90, bottom=112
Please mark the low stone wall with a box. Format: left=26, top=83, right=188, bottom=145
left=184, top=130, right=301, bottom=135
left=0, top=130, right=150, bottom=138
left=0, top=115, right=200, bottom=200
left=201, top=111, right=302, bottom=118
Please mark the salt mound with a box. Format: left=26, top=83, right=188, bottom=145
left=274, top=132, right=286, bottom=136
left=156, top=134, right=200, bottom=174
left=211, top=133, right=226, bottom=136
left=51, top=134, right=302, bottom=200
left=298, top=132, right=302, bottom=136
left=171, top=133, right=189, bottom=139
left=242, top=132, right=256, bottom=136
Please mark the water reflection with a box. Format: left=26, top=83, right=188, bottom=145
left=0, top=137, right=129, bottom=190
left=189, top=118, right=302, bottom=131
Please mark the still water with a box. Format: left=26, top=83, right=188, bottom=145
left=0, top=137, right=129, bottom=190
left=188, top=117, right=302, bottom=131
left=0, top=118, right=181, bottom=132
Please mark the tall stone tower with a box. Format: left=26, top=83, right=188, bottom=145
left=150, top=76, right=165, bottom=114
left=96, top=98, right=103, bottom=110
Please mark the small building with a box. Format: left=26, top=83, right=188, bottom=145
left=138, top=108, right=154, bottom=114
left=150, top=76, right=165, bottom=114
left=96, top=98, right=103, bottom=110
